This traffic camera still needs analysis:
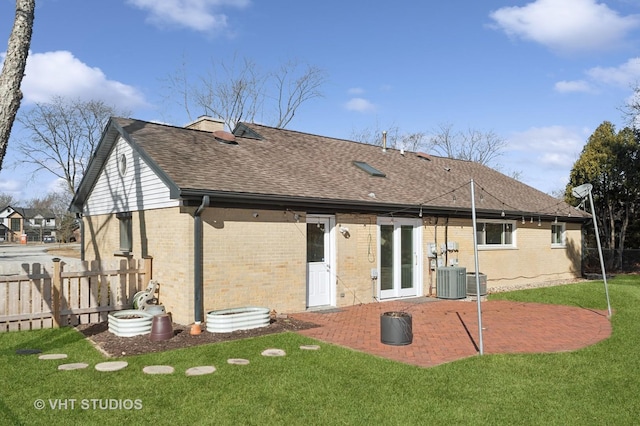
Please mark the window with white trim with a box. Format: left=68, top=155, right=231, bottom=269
left=551, top=222, right=566, bottom=247
left=476, top=220, right=515, bottom=248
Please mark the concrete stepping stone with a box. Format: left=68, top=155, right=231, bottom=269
left=261, top=348, right=286, bottom=357
left=58, top=363, right=89, bottom=371
left=185, top=366, right=216, bottom=376
left=143, top=365, right=174, bottom=375
left=227, top=358, right=250, bottom=365
left=95, top=361, right=128, bottom=372
left=39, top=353, right=67, bottom=360
left=300, top=345, right=320, bottom=350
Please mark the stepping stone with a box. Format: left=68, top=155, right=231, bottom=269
left=58, top=363, right=89, bottom=371
left=39, top=353, right=67, bottom=360
left=185, top=366, right=216, bottom=376
left=143, top=365, right=174, bottom=375
left=300, top=345, right=320, bottom=350
left=16, top=349, right=41, bottom=355
left=227, top=358, right=250, bottom=365
left=95, top=361, right=128, bottom=372
left=261, top=348, right=286, bottom=357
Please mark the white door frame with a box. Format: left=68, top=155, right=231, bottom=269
left=377, top=217, right=423, bottom=300
left=306, top=215, right=336, bottom=307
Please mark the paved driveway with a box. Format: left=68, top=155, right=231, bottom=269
left=292, top=298, right=611, bottom=368
left=0, top=244, right=81, bottom=272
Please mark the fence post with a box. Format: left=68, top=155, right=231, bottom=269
left=52, top=258, right=62, bottom=328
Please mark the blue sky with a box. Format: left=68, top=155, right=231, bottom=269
left=2, top=0, right=640, bottom=201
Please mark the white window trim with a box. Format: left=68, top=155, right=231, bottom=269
left=476, top=219, right=517, bottom=250
left=551, top=222, right=566, bottom=248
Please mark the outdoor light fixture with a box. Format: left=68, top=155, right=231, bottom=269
left=572, top=183, right=612, bottom=317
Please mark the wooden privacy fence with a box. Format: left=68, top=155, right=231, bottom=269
left=0, top=258, right=150, bottom=332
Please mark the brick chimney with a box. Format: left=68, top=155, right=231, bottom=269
left=185, top=116, right=225, bottom=133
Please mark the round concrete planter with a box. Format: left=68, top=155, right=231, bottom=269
left=108, top=310, right=153, bottom=337
left=380, top=311, right=413, bottom=346
left=206, top=307, right=270, bottom=333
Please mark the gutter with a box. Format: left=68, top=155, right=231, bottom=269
left=191, top=195, right=210, bottom=335
left=178, top=190, right=588, bottom=223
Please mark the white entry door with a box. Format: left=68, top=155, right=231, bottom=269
left=378, top=218, right=422, bottom=299
left=306, top=216, right=334, bottom=307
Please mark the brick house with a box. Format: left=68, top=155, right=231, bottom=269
left=0, top=205, right=57, bottom=243
left=69, top=117, right=589, bottom=326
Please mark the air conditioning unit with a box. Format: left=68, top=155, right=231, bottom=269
left=436, top=267, right=467, bottom=299
left=466, top=272, right=487, bottom=296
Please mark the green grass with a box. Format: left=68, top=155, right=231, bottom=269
left=2, top=275, right=640, bottom=425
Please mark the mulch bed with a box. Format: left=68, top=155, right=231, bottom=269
left=76, top=317, right=319, bottom=358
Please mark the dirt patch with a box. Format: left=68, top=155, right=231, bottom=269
left=45, top=246, right=81, bottom=259
left=76, top=316, right=319, bottom=357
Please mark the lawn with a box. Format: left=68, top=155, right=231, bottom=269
left=1, top=275, right=639, bottom=425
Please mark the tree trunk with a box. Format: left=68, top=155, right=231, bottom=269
left=0, top=0, right=35, bottom=171
left=618, top=204, right=630, bottom=271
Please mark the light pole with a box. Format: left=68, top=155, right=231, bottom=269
left=572, top=183, right=612, bottom=317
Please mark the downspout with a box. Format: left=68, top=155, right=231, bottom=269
left=75, top=214, right=85, bottom=261
left=191, top=195, right=210, bottom=335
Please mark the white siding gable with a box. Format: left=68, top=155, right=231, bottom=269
left=84, top=136, right=178, bottom=215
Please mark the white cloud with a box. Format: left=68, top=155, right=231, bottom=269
left=0, top=179, right=23, bottom=194
left=554, top=80, right=594, bottom=93
left=127, top=0, right=250, bottom=33
left=347, top=87, right=365, bottom=95
left=344, top=97, right=376, bottom=113
left=554, top=57, right=640, bottom=94
left=9, top=51, right=147, bottom=110
left=489, top=0, right=640, bottom=53
left=508, top=125, right=584, bottom=167
left=506, top=125, right=587, bottom=193
left=585, top=57, right=640, bottom=87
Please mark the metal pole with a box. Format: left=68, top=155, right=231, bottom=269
left=470, top=179, right=484, bottom=355
left=588, top=190, right=612, bottom=317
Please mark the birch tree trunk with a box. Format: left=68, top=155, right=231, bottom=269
left=0, top=0, right=35, bottom=171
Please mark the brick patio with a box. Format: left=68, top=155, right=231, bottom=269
left=291, top=298, right=612, bottom=368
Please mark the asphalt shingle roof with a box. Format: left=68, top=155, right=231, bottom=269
left=101, top=117, right=586, bottom=220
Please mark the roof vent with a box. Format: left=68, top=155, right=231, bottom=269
left=213, top=130, right=237, bottom=145
left=417, top=152, right=431, bottom=161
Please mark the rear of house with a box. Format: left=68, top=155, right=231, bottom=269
left=71, top=117, right=587, bottom=325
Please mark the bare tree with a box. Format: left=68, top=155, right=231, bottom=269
left=0, top=192, right=18, bottom=208
left=166, top=56, right=327, bottom=131
left=273, top=59, right=326, bottom=128
left=195, top=56, right=264, bottom=131
left=14, top=96, right=127, bottom=195
left=0, top=0, right=35, bottom=171
left=428, top=122, right=507, bottom=166
left=350, top=122, right=402, bottom=148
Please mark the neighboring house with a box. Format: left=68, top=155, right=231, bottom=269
left=0, top=205, right=57, bottom=243
left=70, top=117, right=589, bottom=326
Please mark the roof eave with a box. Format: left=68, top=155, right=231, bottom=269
left=175, top=190, right=589, bottom=222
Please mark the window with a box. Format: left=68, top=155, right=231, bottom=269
left=476, top=220, right=515, bottom=248
left=116, top=212, right=132, bottom=254
left=353, top=161, right=386, bottom=177
left=118, top=153, right=128, bottom=176
left=551, top=222, right=566, bottom=247
left=10, top=218, right=20, bottom=232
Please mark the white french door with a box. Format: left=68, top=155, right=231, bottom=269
left=378, top=218, right=422, bottom=299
